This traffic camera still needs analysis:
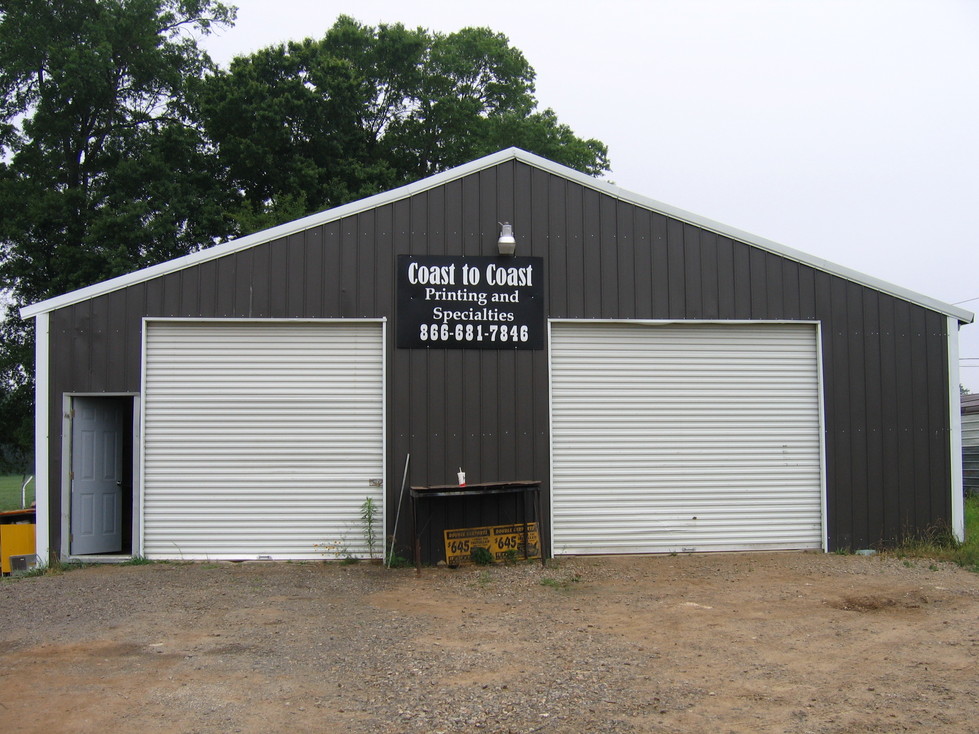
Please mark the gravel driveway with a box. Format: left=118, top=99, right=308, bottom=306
left=1, top=552, right=978, bottom=733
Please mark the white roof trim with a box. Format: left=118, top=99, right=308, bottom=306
left=20, top=147, right=974, bottom=323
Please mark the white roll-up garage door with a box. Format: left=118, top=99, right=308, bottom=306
left=142, top=320, right=384, bottom=560
left=550, top=322, right=823, bottom=554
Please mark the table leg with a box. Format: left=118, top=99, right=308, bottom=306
left=411, top=493, right=421, bottom=575
left=522, top=488, right=530, bottom=560
left=535, top=488, right=545, bottom=566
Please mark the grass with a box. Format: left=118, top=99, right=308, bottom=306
left=119, top=555, right=154, bottom=566
left=0, top=473, right=34, bottom=512
left=540, top=573, right=581, bottom=590
left=2, top=475, right=976, bottom=572
left=470, top=546, right=494, bottom=565
left=890, top=494, right=979, bottom=572
left=5, top=557, right=90, bottom=580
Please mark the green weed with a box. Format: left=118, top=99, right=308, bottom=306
left=9, top=557, right=89, bottom=579
left=314, top=538, right=355, bottom=563
left=540, top=573, right=581, bottom=590
left=385, top=545, right=411, bottom=569
left=120, top=555, right=153, bottom=566
left=888, top=495, right=979, bottom=572
left=470, top=546, right=494, bottom=565
left=361, top=497, right=378, bottom=560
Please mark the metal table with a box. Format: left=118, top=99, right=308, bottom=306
left=409, top=480, right=544, bottom=571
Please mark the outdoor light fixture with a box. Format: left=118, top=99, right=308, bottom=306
left=497, top=222, right=516, bottom=256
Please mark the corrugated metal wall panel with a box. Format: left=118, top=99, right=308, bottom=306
left=964, top=413, right=979, bottom=494
left=142, top=321, right=384, bottom=560
left=44, top=158, right=955, bottom=557
left=550, top=322, right=822, bottom=554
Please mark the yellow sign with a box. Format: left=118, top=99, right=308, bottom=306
left=444, top=522, right=540, bottom=565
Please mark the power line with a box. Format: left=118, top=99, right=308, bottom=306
left=953, top=296, right=979, bottom=305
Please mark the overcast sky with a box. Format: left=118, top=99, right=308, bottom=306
left=199, top=0, right=979, bottom=390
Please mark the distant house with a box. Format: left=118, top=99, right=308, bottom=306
left=963, top=394, right=979, bottom=496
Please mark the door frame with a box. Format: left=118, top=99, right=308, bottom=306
left=139, top=317, right=387, bottom=560
left=61, top=393, right=141, bottom=560
left=546, top=318, right=828, bottom=556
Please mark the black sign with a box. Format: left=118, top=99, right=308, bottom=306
left=397, top=255, right=544, bottom=349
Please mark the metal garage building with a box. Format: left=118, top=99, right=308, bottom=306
left=21, top=148, right=973, bottom=563
left=963, top=393, right=979, bottom=496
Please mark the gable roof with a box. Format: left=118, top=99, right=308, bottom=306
left=20, top=147, right=974, bottom=323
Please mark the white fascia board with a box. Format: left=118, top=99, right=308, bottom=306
left=948, top=316, right=965, bottom=542
left=19, top=147, right=975, bottom=324
left=20, top=149, right=520, bottom=319
left=516, top=150, right=975, bottom=325
left=33, top=312, right=50, bottom=563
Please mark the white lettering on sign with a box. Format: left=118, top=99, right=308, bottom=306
left=424, top=287, right=488, bottom=306
left=431, top=307, right=516, bottom=323
left=485, top=263, right=533, bottom=287
left=409, top=262, right=532, bottom=288
left=407, top=261, right=456, bottom=285
left=398, top=255, right=543, bottom=349
left=419, top=322, right=529, bottom=343
left=461, top=264, right=481, bottom=285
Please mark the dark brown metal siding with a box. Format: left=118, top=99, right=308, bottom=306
left=46, top=159, right=953, bottom=557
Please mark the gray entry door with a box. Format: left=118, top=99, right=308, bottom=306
left=71, top=397, right=124, bottom=555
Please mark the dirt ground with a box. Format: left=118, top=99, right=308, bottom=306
left=1, top=552, right=977, bottom=733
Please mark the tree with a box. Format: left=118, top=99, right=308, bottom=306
left=0, top=0, right=236, bottom=467
left=0, top=314, right=32, bottom=474
left=0, top=8, right=610, bottom=465
left=197, top=16, right=610, bottom=233
left=0, top=0, right=237, bottom=301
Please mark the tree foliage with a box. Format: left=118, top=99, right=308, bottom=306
left=198, top=16, right=610, bottom=232
left=0, top=0, right=236, bottom=303
left=0, top=0, right=236, bottom=470
left=0, top=8, right=610, bottom=466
